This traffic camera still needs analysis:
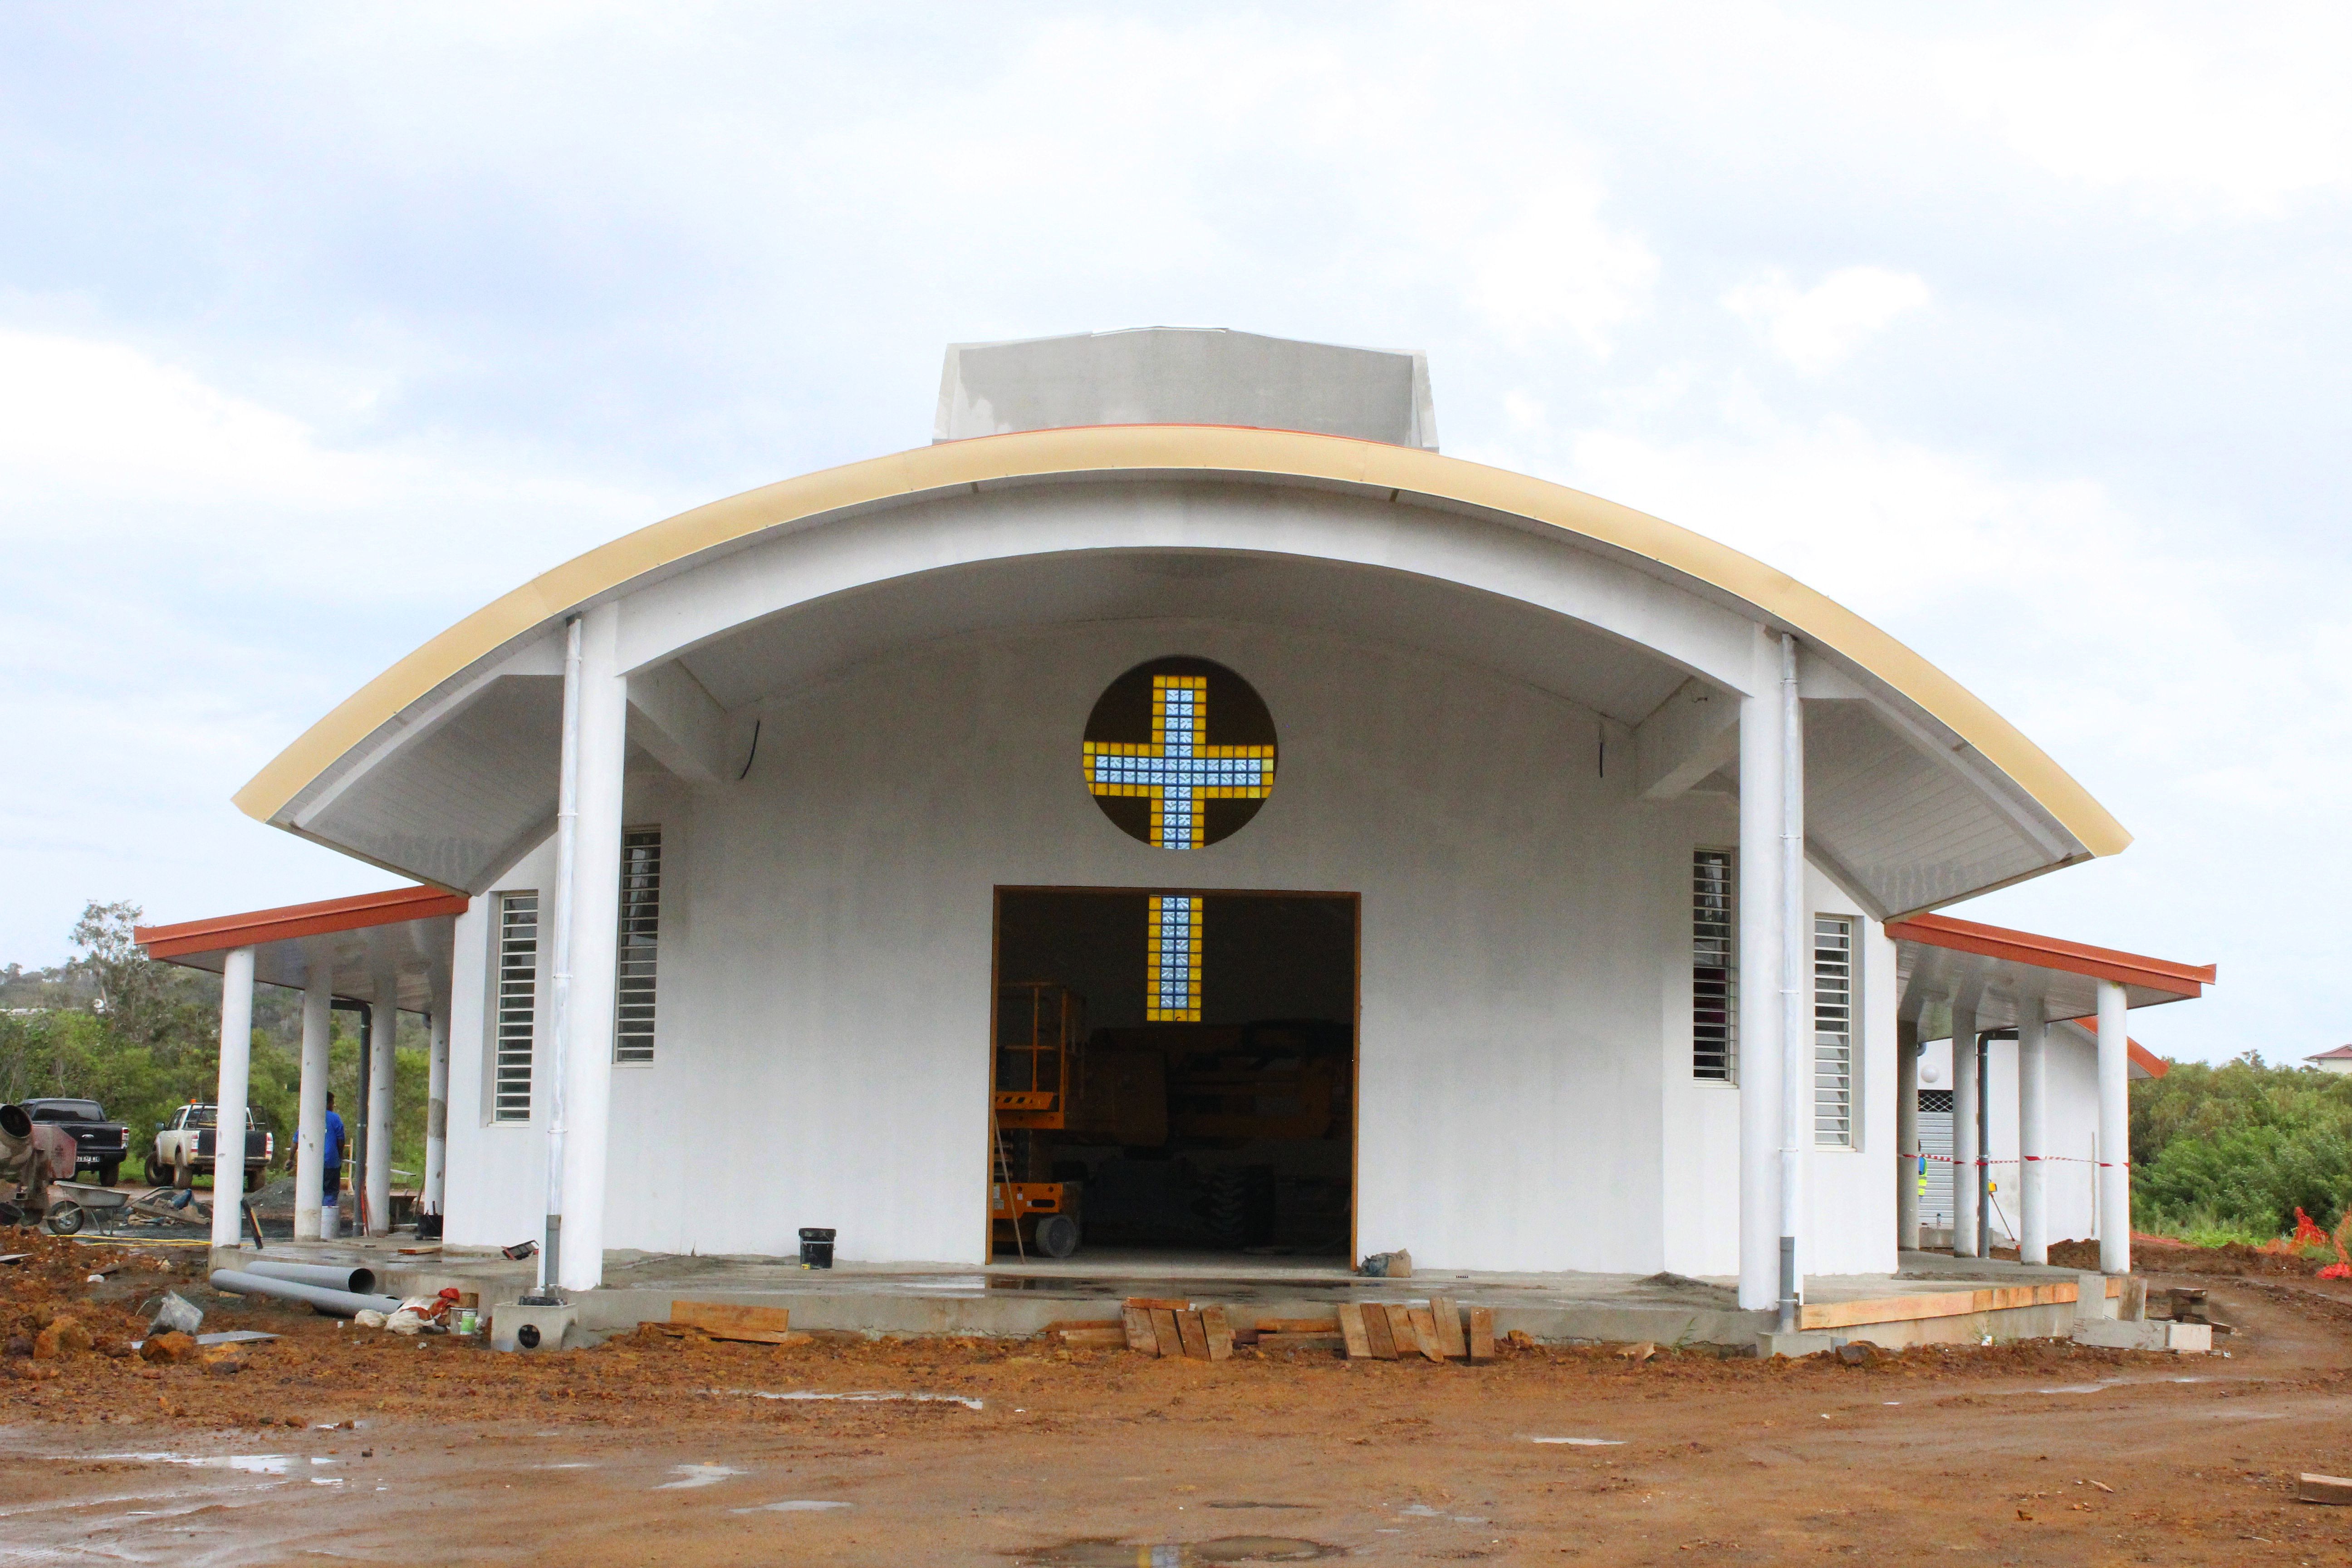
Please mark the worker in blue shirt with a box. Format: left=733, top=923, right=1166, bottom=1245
left=321, top=1093, right=346, bottom=1238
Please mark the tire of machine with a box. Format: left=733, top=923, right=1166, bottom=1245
left=45, top=1202, right=85, bottom=1236
left=1204, top=1167, right=1247, bottom=1248
left=145, top=1154, right=167, bottom=1187
left=1034, top=1212, right=1081, bottom=1259
left=244, top=1166, right=264, bottom=1195
left=98, top=1161, right=120, bottom=1188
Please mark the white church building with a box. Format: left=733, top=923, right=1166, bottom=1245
left=135, top=329, right=2214, bottom=1319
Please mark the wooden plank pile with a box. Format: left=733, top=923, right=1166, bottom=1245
left=1041, top=1295, right=1501, bottom=1363
left=664, top=1300, right=811, bottom=1346
left=1116, top=1297, right=1237, bottom=1360
left=1333, top=1297, right=1495, bottom=1363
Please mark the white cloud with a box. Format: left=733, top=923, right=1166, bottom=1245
left=1722, top=268, right=1931, bottom=375
left=1940, top=9, right=2352, bottom=220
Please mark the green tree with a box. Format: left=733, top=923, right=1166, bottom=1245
left=2131, top=1053, right=2352, bottom=1238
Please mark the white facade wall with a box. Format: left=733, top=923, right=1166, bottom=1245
left=441, top=622, right=1896, bottom=1279
left=1917, top=1030, right=2106, bottom=1247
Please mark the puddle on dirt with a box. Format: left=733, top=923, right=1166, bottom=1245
left=2024, top=1377, right=2208, bottom=1396
left=1529, top=1436, right=1622, bottom=1446
left=657, top=1464, right=746, bottom=1490
left=1017, top=1539, right=1340, bottom=1565
left=1204, top=1503, right=1308, bottom=1511
left=1397, top=1503, right=1488, bottom=1523
left=710, top=1387, right=985, bottom=1411
left=79, top=1452, right=295, bottom=1476
left=732, top=1499, right=854, bottom=1513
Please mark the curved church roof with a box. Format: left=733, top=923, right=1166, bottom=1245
left=237, top=365, right=2128, bottom=920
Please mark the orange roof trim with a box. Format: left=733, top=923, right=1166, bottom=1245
left=134, top=885, right=469, bottom=960
left=1886, top=912, right=2215, bottom=998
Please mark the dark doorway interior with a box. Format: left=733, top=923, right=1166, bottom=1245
left=991, top=888, right=1357, bottom=1260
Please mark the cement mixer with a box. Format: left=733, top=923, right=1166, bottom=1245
left=0, top=1102, right=74, bottom=1228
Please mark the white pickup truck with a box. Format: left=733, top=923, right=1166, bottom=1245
left=150, top=1103, right=273, bottom=1193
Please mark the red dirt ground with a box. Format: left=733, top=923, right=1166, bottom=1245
left=6, top=1228, right=2352, bottom=1565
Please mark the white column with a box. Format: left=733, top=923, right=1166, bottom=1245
left=2018, top=1007, right=2048, bottom=1265
left=366, top=994, right=397, bottom=1236
left=293, top=983, right=331, bottom=1241
left=1735, top=631, right=1788, bottom=1312
left=211, top=946, right=255, bottom=1251
left=1950, top=1000, right=1979, bottom=1258
left=1773, top=633, right=1806, bottom=1331
left=556, top=601, right=627, bottom=1294
left=1895, top=1016, right=1920, bottom=1251
left=424, top=998, right=451, bottom=1217
left=2096, top=978, right=2131, bottom=1276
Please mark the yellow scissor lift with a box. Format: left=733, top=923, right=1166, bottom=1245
left=991, top=981, right=1086, bottom=1259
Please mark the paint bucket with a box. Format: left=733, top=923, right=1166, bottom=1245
left=798, top=1228, right=836, bottom=1269
left=455, top=1308, right=479, bottom=1336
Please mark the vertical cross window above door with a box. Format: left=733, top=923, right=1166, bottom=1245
left=1814, top=915, right=1855, bottom=1147
left=614, top=828, right=662, bottom=1063
left=493, top=892, right=538, bottom=1122
left=1146, top=895, right=1203, bottom=1022
left=1692, top=849, right=1736, bottom=1081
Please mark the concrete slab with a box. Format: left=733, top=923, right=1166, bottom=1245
left=212, top=1240, right=2098, bottom=1352
left=2073, top=1318, right=2213, bottom=1353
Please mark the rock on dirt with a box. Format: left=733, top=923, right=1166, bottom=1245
left=33, top=1318, right=91, bottom=1359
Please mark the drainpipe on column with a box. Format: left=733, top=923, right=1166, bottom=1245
left=1777, top=632, right=1805, bottom=1336
left=540, top=614, right=584, bottom=1296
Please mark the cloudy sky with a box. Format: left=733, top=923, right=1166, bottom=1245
left=3, top=4, right=2345, bottom=1063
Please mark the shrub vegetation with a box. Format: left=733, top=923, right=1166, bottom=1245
left=2132, top=1054, right=2352, bottom=1245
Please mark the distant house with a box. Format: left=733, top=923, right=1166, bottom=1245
left=2307, top=1045, right=2352, bottom=1075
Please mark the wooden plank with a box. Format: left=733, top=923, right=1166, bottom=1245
left=1255, top=1332, right=1346, bottom=1352
left=2297, top=1472, right=2352, bottom=1506
left=1336, top=1303, right=1373, bottom=1359
left=1150, top=1308, right=1182, bottom=1358
left=670, top=1301, right=795, bottom=1344
left=1176, top=1310, right=1211, bottom=1360
left=1797, top=1280, right=2079, bottom=1333
left=1430, top=1295, right=1467, bottom=1359
left=1057, top=1327, right=1128, bottom=1349
left=1406, top=1308, right=1446, bottom=1362
left=1122, top=1305, right=1158, bottom=1354
left=1043, top=1317, right=1122, bottom=1333
left=1467, top=1307, right=1495, bottom=1363
left=1362, top=1303, right=1399, bottom=1359
left=1200, top=1305, right=1235, bottom=1362
left=1254, top=1317, right=1342, bottom=1334
left=1127, top=1296, right=1190, bottom=1311
left=1382, top=1304, right=1417, bottom=1360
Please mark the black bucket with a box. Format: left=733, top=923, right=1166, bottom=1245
left=798, top=1227, right=836, bottom=1269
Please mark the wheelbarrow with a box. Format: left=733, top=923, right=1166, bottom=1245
left=41, top=1180, right=134, bottom=1236
left=45, top=1182, right=219, bottom=1235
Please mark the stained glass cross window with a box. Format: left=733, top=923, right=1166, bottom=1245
left=1147, top=895, right=1203, bottom=1022
left=1083, top=674, right=1276, bottom=848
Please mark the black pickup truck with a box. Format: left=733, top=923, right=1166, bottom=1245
left=19, top=1098, right=132, bottom=1186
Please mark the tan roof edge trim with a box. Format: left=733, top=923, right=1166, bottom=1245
left=233, top=424, right=2129, bottom=857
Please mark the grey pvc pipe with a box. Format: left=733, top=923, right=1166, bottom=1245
left=240, top=1258, right=380, bottom=1295
left=211, top=1269, right=402, bottom=1319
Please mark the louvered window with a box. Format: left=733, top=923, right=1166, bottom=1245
left=614, top=828, right=662, bottom=1063
left=1692, top=849, right=1736, bottom=1081
left=494, top=892, right=539, bottom=1122
left=1813, top=915, right=1855, bottom=1147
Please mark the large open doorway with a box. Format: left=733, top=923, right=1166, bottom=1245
left=989, top=887, right=1357, bottom=1264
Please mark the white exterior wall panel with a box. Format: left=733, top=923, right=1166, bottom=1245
left=445, top=616, right=1765, bottom=1272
